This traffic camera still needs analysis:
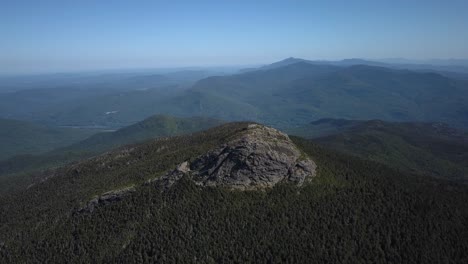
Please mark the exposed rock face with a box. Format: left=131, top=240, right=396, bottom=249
left=79, top=124, right=316, bottom=213
left=79, top=186, right=136, bottom=213
left=160, top=124, right=316, bottom=190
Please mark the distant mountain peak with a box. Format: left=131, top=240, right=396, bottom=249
left=260, top=57, right=308, bottom=70
left=282, top=57, right=301, bottom=62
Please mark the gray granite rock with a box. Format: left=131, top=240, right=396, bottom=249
left=161, top=124, right=316, bottom=190
left=79, top=124, right=317, bottom=213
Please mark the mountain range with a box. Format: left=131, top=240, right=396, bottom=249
left=1, top=58, right=468, bottom=129
left=257, top=57, right=468, bottom=77
left=159, top=61, right=468, bottom=128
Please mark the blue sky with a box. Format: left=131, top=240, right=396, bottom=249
left=1, top=0, right=467, bottom=73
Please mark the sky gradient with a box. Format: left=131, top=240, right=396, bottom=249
left=1, top=0, right=468, bottom=73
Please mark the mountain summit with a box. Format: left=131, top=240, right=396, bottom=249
left=77, top=123, right=316, bottom=212
left=158, top=123, right=316, bottom=190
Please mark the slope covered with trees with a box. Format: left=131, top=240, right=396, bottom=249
left=0, top=115, right=223, bottom=194
left=289, top=119, right=468, bottom=183
left=0, top=123, right=467, bottom=263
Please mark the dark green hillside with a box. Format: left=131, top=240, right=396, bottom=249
left=158, top=90, right=262, bottom=121
left=128, top=63, right=340, bottom=126
left=0, top=123, right=467, bottom=263
left=286, top=118, right=363, bottom=138
left=0, top=118, right=98, bottom=160
left=161, top=62, right=468, bottom=128
left=0, top=115, right=224, bottom=193
left=154, top=63, right=341, bottom=126
left=278, top=65, right=468, bottom=126
left=289, top=119, right=468, bottom=183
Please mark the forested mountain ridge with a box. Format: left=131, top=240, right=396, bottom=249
left=255, top=57, right=468, bottom=76
left=157, top=62, right=468, bottom=128
left=289, top=118, right=468, bottom=183
left=0, top=115, right=224, bottom=194
left=0, top=122, right=467, bottom=263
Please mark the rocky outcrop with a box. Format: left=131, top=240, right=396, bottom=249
left=79, top=124, right=316, bottom=213
left=79, top=186, right=136, bottom=213
left=159, top=124, right=316, bottom=190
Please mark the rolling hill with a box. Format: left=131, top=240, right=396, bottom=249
left=0, top=122, right=467, bottom=262
left=289, top=119, right=468, bottom=183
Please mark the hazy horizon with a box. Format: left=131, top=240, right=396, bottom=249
left=2, top=0, right=468, bottom=74
left=3, top=57, right=468, bottom=77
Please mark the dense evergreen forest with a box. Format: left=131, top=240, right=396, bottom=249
left=289, top=119, right=468, bottom=183
left=0, top=123, right=467, bottom=263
